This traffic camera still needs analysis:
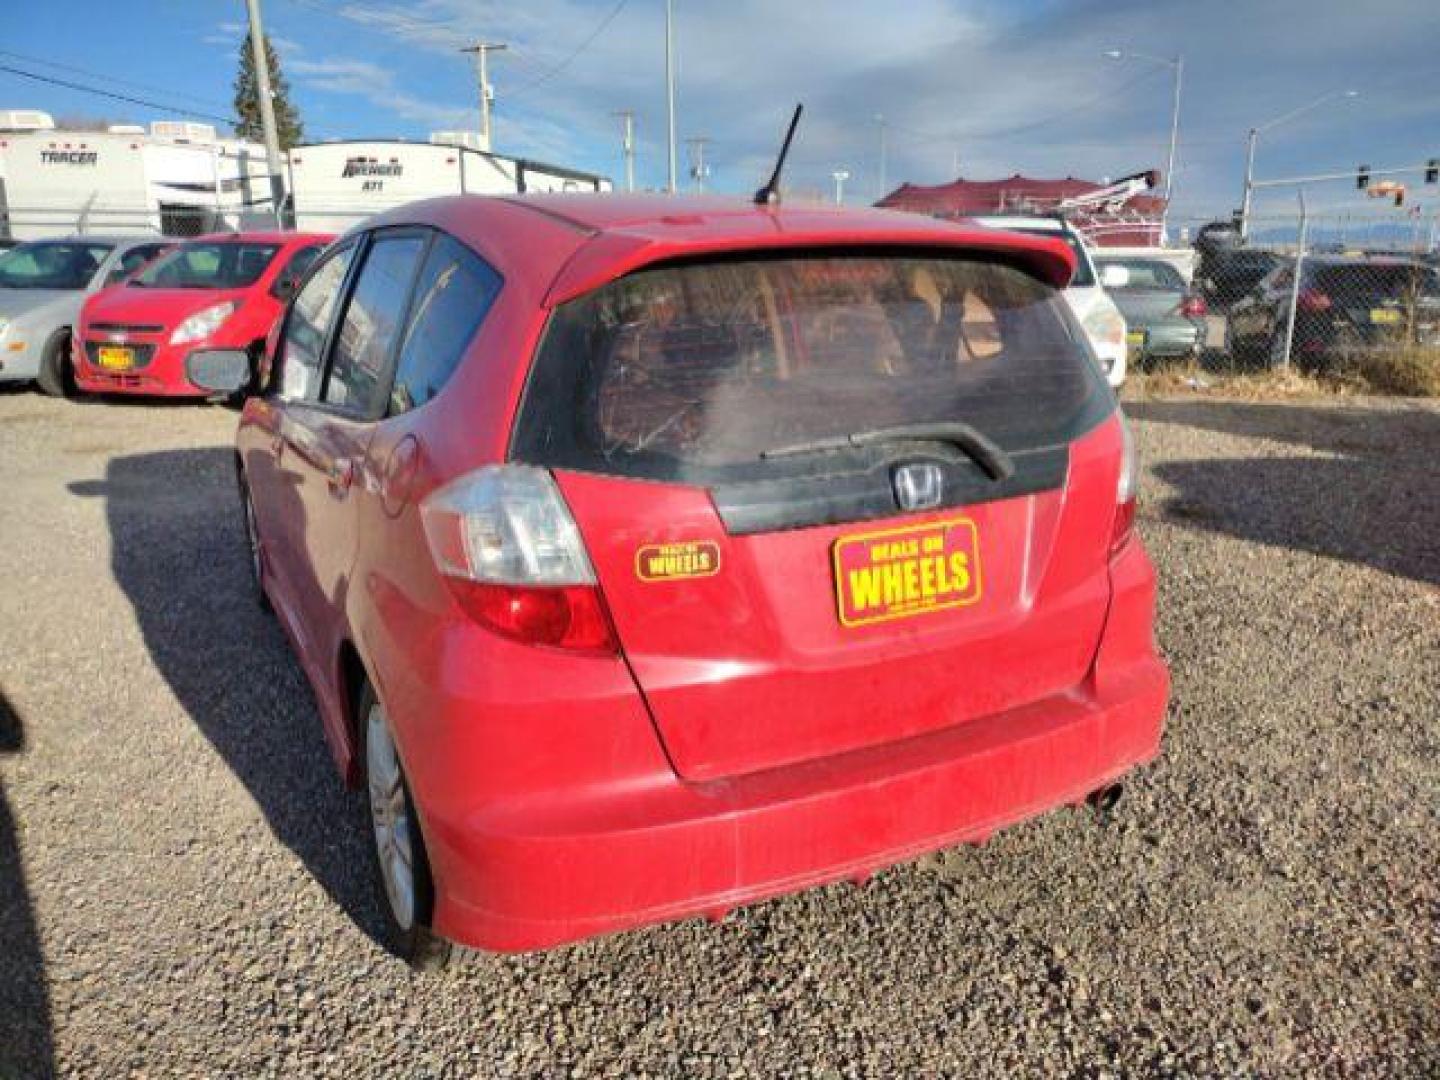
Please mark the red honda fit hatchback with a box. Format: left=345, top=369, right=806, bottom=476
left=75, top=231, right=332, bottom=397
left=233, top=194, right=1168, bottom=965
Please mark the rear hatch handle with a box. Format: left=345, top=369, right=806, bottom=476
left=762, top=421, right=1016, bottom=482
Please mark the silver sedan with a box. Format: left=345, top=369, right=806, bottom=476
left=0, top=235, right=172, bottom=395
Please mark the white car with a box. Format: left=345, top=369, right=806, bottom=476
left=0, top=235, right=171, bottom=395
left=970, top=215, right=1128, bottom=387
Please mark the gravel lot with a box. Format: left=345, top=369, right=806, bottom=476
left=0, top=386, right=1436, bottom=1077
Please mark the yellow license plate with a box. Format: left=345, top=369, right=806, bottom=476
left=833, top=518, right=982, bottom=628
left=1126, top=330, right=1145, bottom=346
left=1370, top=308, right=1401, bottom=324
left=97, top=346, right=134, bottom=371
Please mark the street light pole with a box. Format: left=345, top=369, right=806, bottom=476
left=664, top=0, right=677, bottom=194
left=1238, top=89, right=1358, bottom=242
left=832, top=169, right=850, bottom=205
left=1103, top=49, right=1182, bottom=237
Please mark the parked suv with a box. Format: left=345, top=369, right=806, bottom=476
left=970, top=215, right=1129, bottom=386
left=208, top=195, right=1168, bottom=964
left=1226, top=255, right=1440, bottom=368
left=74, top=231, right=331, bottom=397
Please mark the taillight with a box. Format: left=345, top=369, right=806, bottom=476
left=1178, top=294, right=1207, bottom=318
left=1297, top=288, right=1332, bottom=312
left=1111, top=414, right=1137, bottom=554
left=419, top=465, right=618, bottom=653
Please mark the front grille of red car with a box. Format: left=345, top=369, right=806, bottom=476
left=83, top=342, right=157, bottom=369
left=90, top=322, right=165, bottom=335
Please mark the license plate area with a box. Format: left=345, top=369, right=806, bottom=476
left=833, top=517, right=982, bottom=628
left=1370, top=308, right=1401, bottom=325
left=97, top=345, right=135, bottom=371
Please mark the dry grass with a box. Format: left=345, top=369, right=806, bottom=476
left=1337, top=345, right=1440, bottom=398
left=1126, top=346, right=1440, bottom=402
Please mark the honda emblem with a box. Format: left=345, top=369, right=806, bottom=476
left=892, top=462, right=944, bottom=512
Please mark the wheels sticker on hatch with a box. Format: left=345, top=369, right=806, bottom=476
left=833, top=518, right=982, bottom=628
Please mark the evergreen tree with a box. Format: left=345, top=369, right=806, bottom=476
left=233, top=34, right=304, bottom=148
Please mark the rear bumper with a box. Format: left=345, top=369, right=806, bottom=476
left=1136, top=324, right=1204, bottom=357
left=431, top=656, right=1166, bottom=951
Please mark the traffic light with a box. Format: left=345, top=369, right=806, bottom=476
left=1426, top=159, right=1438, bottom=184
left=1357, top=164, right=1370, bottom=190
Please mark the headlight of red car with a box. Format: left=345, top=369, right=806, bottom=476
left=171, top=301, right=238, bottom=345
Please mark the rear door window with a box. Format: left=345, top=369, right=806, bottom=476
left=388, top=234, right=502, bottom=415
left=513, top=253, right=1109, bottom=483
left=322, top=232, right=426, bottom=416
left=276, top=242, right=357, bottom=402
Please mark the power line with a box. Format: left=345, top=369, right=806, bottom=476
left=0, top=49, right=231, bottom=113
left=506, top=0, right=630, bottom=100
left=0, top=63, right=234, bottom=127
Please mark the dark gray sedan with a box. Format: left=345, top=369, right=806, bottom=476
left=1095, top=255, right=1207, bottom=367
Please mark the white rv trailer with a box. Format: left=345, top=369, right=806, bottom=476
left=286, top=134, right=612, bottom=234
left=0, top=113, right=273, bottom=240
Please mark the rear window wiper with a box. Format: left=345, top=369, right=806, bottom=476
left=762, top=421, right=1015, bottom=481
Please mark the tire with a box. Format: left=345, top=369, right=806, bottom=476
left=238, top=476, right=272, bottom=614
left=35, top=329, right=76, bottom=398
left=360, top=683, right=454, bottom=971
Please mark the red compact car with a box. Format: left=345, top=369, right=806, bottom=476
left=74, top=231, right=333, bottom=397
left=225, top=195, right=1168, bottom=965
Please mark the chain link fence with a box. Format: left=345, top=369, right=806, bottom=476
left=1096, top=211, right=1440, bottom=393
left=0, top=202, right=285, bottom=241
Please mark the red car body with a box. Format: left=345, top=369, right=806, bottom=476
left=235, top=195, right=1169, bottom=956
left=75, top=231, right=332, bottom=397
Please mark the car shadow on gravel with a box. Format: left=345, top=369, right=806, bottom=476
left=1129, top=399, right=1440, bottom=586
left=0, top=687, right=55, bottom=1080
left=69, top=448, right=390, bottom=952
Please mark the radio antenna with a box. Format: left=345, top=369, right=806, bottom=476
left=754, top=104, right=804, bottom=206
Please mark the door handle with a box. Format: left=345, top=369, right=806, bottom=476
left=328, top=458, right=356, bottom=496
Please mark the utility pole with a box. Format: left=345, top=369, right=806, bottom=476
left=664, top=0, right=677, bottom=193
left=832, top=169, right=850, bottom=205
left=612, top=110, right=636, bottom=192
left=1240, top=126, right=1258, bottom=240
left=461, top=42, right=507, bottom=152
left=876, top=115, right=888, bottom=198
left=685, top=136, right=710, bottom=192
left=243, top=0, right=288, bottom=227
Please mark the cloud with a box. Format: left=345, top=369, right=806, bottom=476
left=288, top=57, right=471, bottom=131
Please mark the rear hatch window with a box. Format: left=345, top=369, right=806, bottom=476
left=513, top=251, right=1111, bottom=531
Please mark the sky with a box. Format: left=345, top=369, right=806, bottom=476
left=5, top=0, right=1440, bottom=225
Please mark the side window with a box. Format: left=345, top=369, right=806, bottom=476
left=389, top=235, right=502, bottom=414
left=105, top=244, right=168, bottom=286
left=323, top=233, right=426, bottom=416
left=276, top=243, right=357, bottom=402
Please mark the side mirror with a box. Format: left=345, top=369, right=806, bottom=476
left=185, top=348, right=252, bottom=395
left=1099, top=264, right=1131, bottom=289
left=270, top=275, right=298, bottom=301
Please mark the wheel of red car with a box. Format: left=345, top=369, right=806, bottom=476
left=360, top=683, right=454, bottom=971
left=238, top=477, right=272, bottom=613
left=36, top=329, right=76, bottom=398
